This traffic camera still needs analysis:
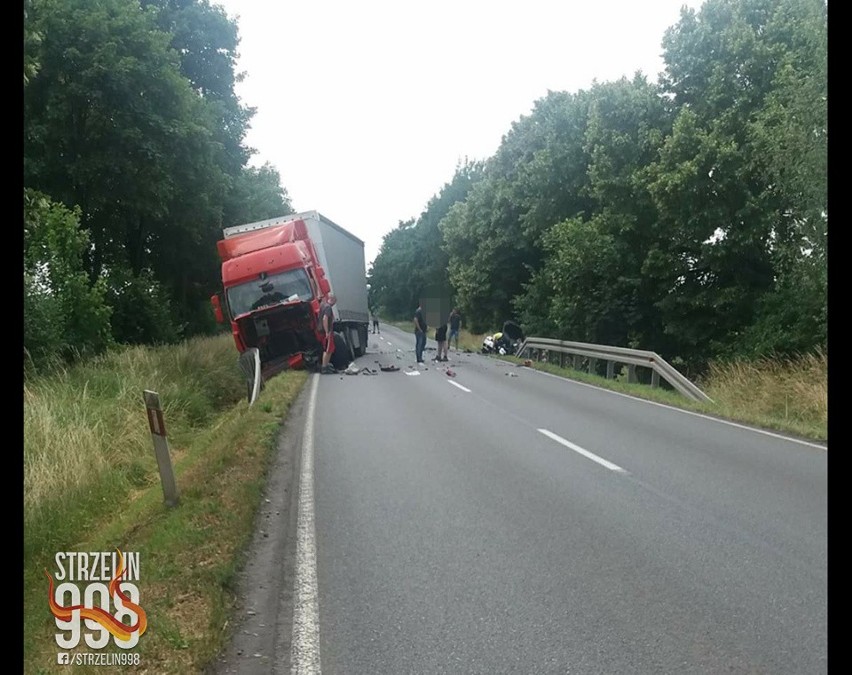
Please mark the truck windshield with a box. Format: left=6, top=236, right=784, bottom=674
left=227, top=269, right=313, bottom=318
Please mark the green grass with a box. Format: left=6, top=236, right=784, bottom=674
left=24, top=334, right=309, bottom=674
left=502, top=349, right=827, bottom=442
left=24, top=337, right=246, bottom=561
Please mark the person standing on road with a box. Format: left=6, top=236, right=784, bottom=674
left=448, top=308, right=462, bottom=351
left=371, top=311, right=380, bottom=334
left=413, top=300, right=427, bottom=364
left=434, top=323, right=448, bottom=362
left=319, top=294, right=337, bottom=374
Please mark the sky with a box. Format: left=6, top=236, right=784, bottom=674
left=213, top=0, right=706, bottom=268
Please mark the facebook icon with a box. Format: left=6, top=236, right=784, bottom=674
left=57, top=652, right=70, bottom=665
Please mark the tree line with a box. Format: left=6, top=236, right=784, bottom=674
left=24, top=0, right=293, bottom=370
left=23, top=0, right=826, bottom=377
left=368, top=0, right=826, bottom=375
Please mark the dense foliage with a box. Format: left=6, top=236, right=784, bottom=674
left=23, top=0, right=292, bottom=367
left=24, top=0, right=826, bottom=375
left=369, top=0, right=826, bottom=372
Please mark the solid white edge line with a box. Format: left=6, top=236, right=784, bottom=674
left=526, top=367, right=826, bottom=450
left=538, top=428, right=626, bottom=473
left=448, top=380, right=471, bottom=393
left=291, top=375, right=321, bottom=674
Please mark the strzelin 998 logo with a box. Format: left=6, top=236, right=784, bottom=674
left=46, top=549, right=147, bottom=665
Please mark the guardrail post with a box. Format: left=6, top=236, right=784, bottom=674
left=627, top=364, right=638, bottom=384
left=572, top=354, right=579, bottom=370
left=606, top=361, right=615, bottom=380
left=143, top=390, right=180, bottom=508
left=588, top=357, right=597, bottom=376
left=651, top=370, right=660, bottom=388
left=559, top=352, right=565, bottom=368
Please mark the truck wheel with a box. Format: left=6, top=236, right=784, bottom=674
left=358, top=324, right=369, bottom=355
left=331, top=333, right=349, bottom=370
left=345, top=327, right=356, bottom=361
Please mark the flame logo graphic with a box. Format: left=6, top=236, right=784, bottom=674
left=46, top=550, right=148, bottom=642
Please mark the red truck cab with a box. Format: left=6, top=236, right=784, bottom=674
left=212, top=217, right=332, bottom=377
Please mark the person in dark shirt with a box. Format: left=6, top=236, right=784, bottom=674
left=413, top=301, right=427, bottom=364
left=434, top=323, right=448, bottom=362
left=448, top=308, right=462, bottom=352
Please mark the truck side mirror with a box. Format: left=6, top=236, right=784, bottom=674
left=318, top=277, right=331, bottom=296
left=210, top=294, right=224, bottom=324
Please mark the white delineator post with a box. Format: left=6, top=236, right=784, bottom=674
left=143, top=390, right=180, bottom=507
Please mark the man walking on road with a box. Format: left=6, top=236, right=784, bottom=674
left=319, top=294, right=337, bottom=374
left=448, top=308, right=462, bottom=351
left=413, top=300, right=427, bottom=365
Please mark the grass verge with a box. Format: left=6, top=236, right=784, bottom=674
left=24, top=334, right=309, bottom=674
left=500, top=350, right=827, bottom=442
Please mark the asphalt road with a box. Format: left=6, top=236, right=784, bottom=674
left=215, top=322, right=827, bottom=675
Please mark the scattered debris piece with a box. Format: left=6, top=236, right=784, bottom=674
left=380, top=365, right=399, bottom=372
left=446, top=369, right=456, bottom=377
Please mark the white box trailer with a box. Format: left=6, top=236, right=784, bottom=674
left=291, top=211, right=370, bottom=359
left=294, top=211, right=369, bottom=324
left=287, top=210, right=370, bottom=360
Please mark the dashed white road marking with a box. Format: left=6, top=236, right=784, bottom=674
left=448, top=381, right=471, bottom=393
left=538, top=428, right=627, bottom=473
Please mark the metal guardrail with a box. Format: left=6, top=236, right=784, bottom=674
left=516, top=337, right=713, bottom=404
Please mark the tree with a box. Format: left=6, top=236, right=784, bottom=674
left=24, top=190, right=112, bottom=369
left=24, top=0, right=264, bottom=342
left=442, top=90, right=596, bottom=331
left=141, top=0, right=254, bottom=176
left=222, top=163, right=293, bottom=227
left=368, top=159, right=483, bottom=318
left=367, top=220, right=419, bottom=318
left=23, top=0, right=41, bottom=85
left=646, top=0, right=827, bottom=366
left=25, top=0, right=203, bottom=275
left=741, top=0, right=827, bottom=357
left=515, top=76, right=674, bottom=352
